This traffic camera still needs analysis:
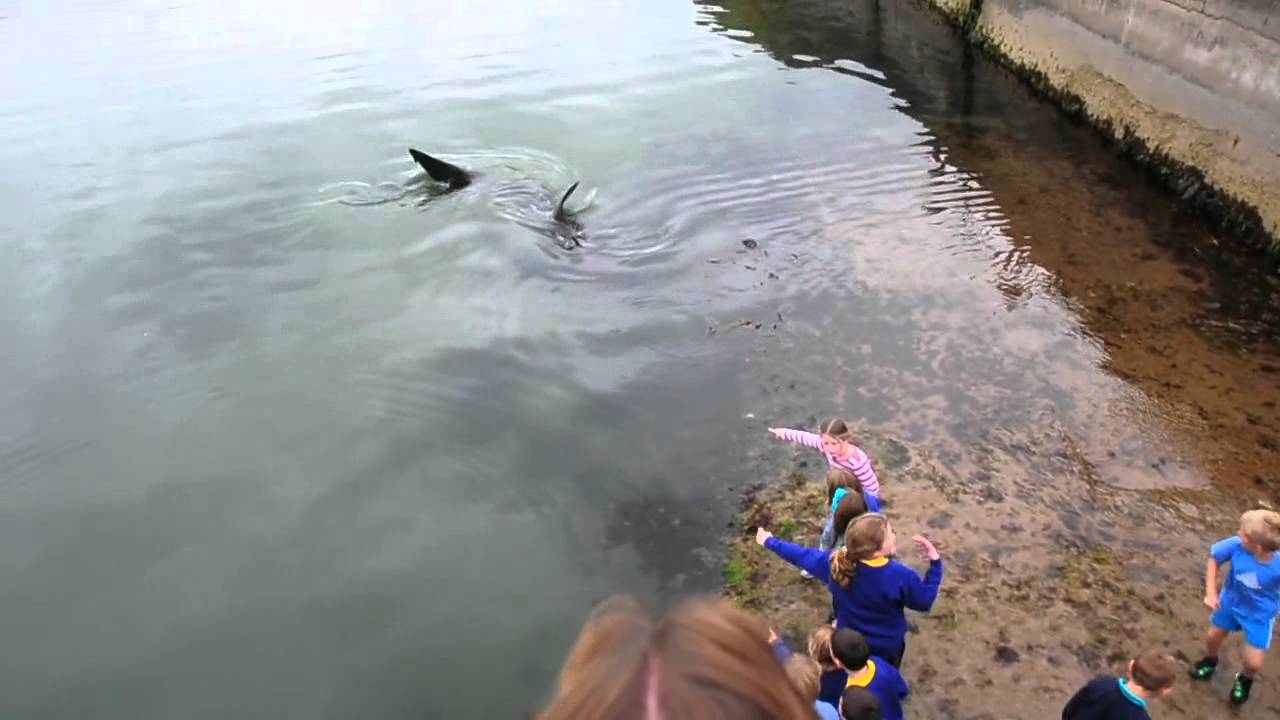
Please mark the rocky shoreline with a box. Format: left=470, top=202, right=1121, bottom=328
left=723, top=434, right=1276, bottom=718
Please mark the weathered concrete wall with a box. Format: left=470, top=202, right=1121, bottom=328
left=928, top=0, right=1280, bottom=251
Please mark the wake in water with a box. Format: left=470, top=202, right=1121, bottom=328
left=314, top=147, right=596, bottom=250
left=312, top=179, right=422, bottom=207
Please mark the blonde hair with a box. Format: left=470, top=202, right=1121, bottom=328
left=808, top=626, right=838, bottom=673
left=830, top=514, right=889, bottom=588
left=1241, top=509, right=1280, bottom=552
left=541, top=595, right=813, bottom=719
left=783, top=655, right=821, bottom=703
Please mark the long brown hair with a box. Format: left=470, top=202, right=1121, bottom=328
left=829, top=514, right=889, bottom=588
left=818, top=417, right=855, bottom=444
left=541, top=595, right=814, bottom=719
left=782, top=655, right=821, bottom=703
left=824, top=468, right=860, bottom=507
left=807, top=626, right=838, bottom=673
left=832, top=492, right=869, bottom=542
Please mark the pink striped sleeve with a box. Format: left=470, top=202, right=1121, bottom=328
left=846, top=449, right=880, bottom=494
left=774, top=428, right=822, bottom=450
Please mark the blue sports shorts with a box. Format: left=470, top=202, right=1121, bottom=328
left=1212, top=596, right=1277, bottom=650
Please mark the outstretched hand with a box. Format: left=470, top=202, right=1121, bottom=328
left=767, top=428, right=786, bottom=439
left=911, top=534, right=941, bottom=561
left=756, top=527, right=773, bottom=546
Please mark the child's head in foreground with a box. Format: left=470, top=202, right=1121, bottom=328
left=1129, top=650, right=1178, bottom=698
left=783, top=655, right=822, bottom=704
left=839, top=686, right=881, bottom=720
left=540, top=594, right=814, bottom=719
left=1239, top=509, right=1280, bottom=555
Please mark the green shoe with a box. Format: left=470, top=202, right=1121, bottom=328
left=1231, top=673, right=1253, bottom=705
left=1189, top=657, right=1218, bottom=680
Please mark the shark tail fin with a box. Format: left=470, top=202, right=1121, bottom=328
left=554, top=181, right=581, bottom=223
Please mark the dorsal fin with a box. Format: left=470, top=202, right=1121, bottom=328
left=407, top=148, right=472, bottom=190
left=554, top=181, right=580, bottom=223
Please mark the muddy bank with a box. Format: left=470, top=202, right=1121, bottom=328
left=924, top=0, right=1280, bottom=257
left=726, top=434, right=1280, bottom=718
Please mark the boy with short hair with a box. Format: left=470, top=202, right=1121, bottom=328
left=839, top=686, right=882, bottom=720
left=830, top=627, right=908, bottom=720
left=783, top=655, right=839, bottom=720
left=1062, top=651, right=1177, bottom=719
left=1191, top=508, right=1280, bottom=705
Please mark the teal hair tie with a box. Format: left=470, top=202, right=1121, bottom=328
left=831, top=487, right=849, bottom=512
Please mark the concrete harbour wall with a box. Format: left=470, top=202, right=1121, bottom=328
left=926, top=0, right=1280, bottom=253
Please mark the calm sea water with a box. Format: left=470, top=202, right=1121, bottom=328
left=2, top=0, right=1277, bottom=717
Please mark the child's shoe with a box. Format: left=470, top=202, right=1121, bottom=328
left=1189, top=656, right=1218, bottom=680
left=1231, top=673, right=1254, bottom=705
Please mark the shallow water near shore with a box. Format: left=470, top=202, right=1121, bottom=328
left=1, top=0, right=1278, bottom=717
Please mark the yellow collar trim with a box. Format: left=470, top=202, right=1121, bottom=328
left=860, top=557, right=888, bottom=567
left=846, top=659, right=877, bottom=688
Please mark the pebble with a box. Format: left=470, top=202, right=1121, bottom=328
left=995, top=645, right=1021, bottom=664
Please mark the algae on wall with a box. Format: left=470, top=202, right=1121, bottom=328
left=920, top=0, right=1280, bottom=256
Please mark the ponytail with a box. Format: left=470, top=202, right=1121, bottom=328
left=829, top=547, right=857, bottom=587
left=830, top=514, right=889, bottom=589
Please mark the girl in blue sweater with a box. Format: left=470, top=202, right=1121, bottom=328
left=756, top=513, right=943, bottom=666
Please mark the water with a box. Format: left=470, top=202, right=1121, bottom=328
left=2, top=0, right=1278, bottom=717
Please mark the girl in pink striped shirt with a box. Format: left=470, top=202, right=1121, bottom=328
left=770, top=417, right=884, bottom=574
left=768, top=418, right=881, bottom=494
left=769, top=418, right=882, bottom=517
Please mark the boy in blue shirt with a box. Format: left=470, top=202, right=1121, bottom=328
left=830, top=627, right=908, bottom=720
left=1190, top=509, right=1280, bottom=705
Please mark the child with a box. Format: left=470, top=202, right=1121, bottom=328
left=809, top=625, right=849, bottom=708
left=830, top=627, right=907, bottom=720
left=783, top=655, right=840, bottom=720
left=769, top=418, right=882, bottom=499
left=821, top=468, right=880, bottom=552
left=815, top=482, right=877, bottom=588
left=756, top=513, right=943, bottom=666
left=542, top=596, right=816, bottom=719
left=1190, top=508, right=1280, bottom=705
left=1062, top=650, right=1177, bottom=720
left=839, top=686, right=882, bottom=720
left=769, top=628, right=842, bottom=718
